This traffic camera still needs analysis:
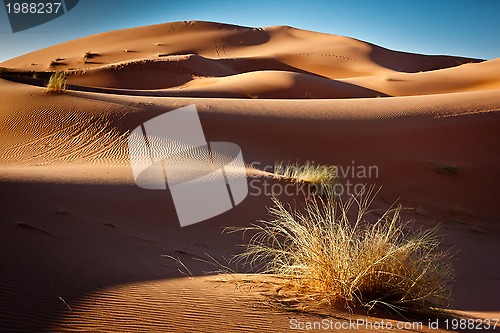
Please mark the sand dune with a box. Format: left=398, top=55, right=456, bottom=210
left=342, top=58, right=500, bottom=96
left=1, top=20, right=500, bottom=332
left=2, top=21, right=493, bottom=99
left=2, top=21, right=478, bottom=75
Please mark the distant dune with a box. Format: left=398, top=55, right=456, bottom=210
left=2, top=21, right=497, bottom=98
left=1, top=21, right=499, bottom=332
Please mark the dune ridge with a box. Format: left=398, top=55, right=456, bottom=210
left=2, top=21, right=495, bottom=99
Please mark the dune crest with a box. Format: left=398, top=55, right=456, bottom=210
left=2, top=20, right=495, bottom=98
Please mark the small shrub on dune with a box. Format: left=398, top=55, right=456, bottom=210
left=83, top=51, right=100, bottom=63
left=46, top=71, right=68, bottom=93
left=274, top=161, right=339, bottom=194
left=435, top=164, right=460, bottom=176
left=49, top=58, right=66, bottom=68
left=230, top=187, right=454, bottom=317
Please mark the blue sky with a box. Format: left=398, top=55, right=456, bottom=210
left=1, top=0, right=499, bottom=62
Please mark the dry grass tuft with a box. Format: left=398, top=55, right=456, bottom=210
left=49, top=58, right=65, bottom=67
left=435, top=164, right=460, bottom=176
left=273, top=161, right=338, bottom=194
left=229, top=187, right=454, bottom=317
left=46, top=71, right=68, bottom=93
left=83, top=51, right=100, bottom=63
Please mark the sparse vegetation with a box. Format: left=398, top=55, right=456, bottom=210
left=230, top=187, right=454, bottom=317
left=274, top=161, right=338, bottom=194
left=46, top=71, right=68, bottom=93
left=435, top=164, right=460, bottom=176
left=83, top=51, right=100, bottom=63
left=49, top=58, right=65, bottom=67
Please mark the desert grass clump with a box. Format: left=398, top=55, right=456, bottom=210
left=230, top=187, right=454, bottom=317
left=274, top=161, right=338, bottom=195
left=435, top=163, right=460, bottom=176
left=49, top=58, right=65, bottom=67
left=46, top=71, right=68, bottom=93
left=83, top=51, right=100, bottom=63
